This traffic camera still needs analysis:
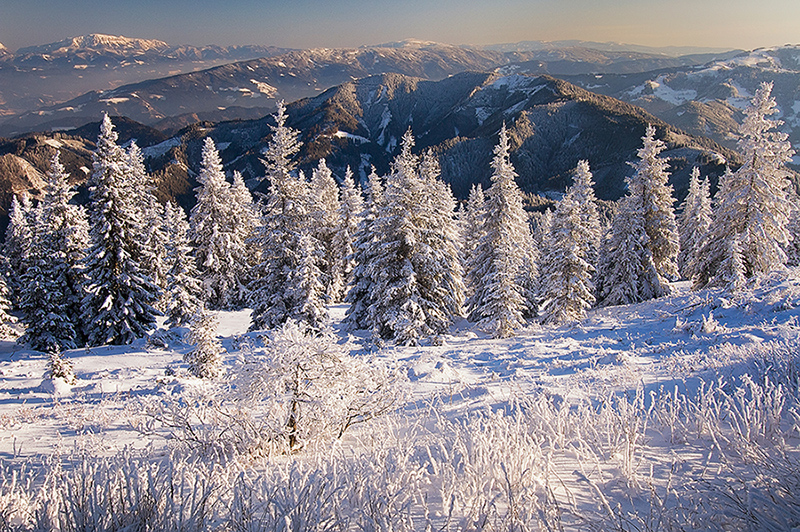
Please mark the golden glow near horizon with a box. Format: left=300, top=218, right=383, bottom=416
left=0, top=0, right=797, bottom=52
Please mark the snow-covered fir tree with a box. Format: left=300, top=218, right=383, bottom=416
left=345, top=132, right=463, bottom=344
left=3, top=194, right=34, bottom=300
left=250, top=102, right=328, bottom=330
left=466, top=124, right=533, bottom=337
left=677, top=167, right=712, bottom=279
left=695, top=82, right=796, bottom=288
left=345, top=167, right=384, bottom=329
left=331, top=166, right=364, bottom=302
left=230, top=170, right=260, bottom=292
left=628, top=125, right=680, bottom=284
left=185, top=306, right=224, bottom=379
left=570, top=160, right=603, bottom=271
left=0, top=273, right=17, bottom=339
left=598, top=194, right=662, bottom=306
left=163, top=201, right=204, bottom=328
left=310, top=158, right=342, bottom=302
left=539, top=176, right=597, bottom=325
left=18, top=152, right=88, bottom=350
left=189, top=138, right=251, bottom=310
left=44, top=346, right=76, bottom=384
left=81, top=114, right=160, bottom=346
left=462, top=183, right=486, bottom=300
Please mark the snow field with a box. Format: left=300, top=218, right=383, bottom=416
left=1, top=274, right=800, bottom=529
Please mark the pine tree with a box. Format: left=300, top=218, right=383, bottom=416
left=190, top=138, right=250, bottom=309
left=466, top=124, right=532, bottom=337
left=629, top=125, right=680, bottom=284
left=3, top=194, right=34, bottom=301
left=677, top=167, right=712, bottom=279
left=18, top=152, right=88, bottom=350
left=310, top=158, right=342, bottom=302
left=163, top=202, right=204, bottom=328
left=230, top=170, right=260, bottom=298
left=185, top=306, right=224, bottom=379
left=345, top=167, right=383, bottom=329
left=81, top=114, right=160, bottom=346
left=570, top=160, right=603, bottom=270
left=0, top=271, right=17, bottom=340
left=598, top=196, right=661, bottom=306
left=462, top=183, right=485, bottom=300
left=250, top=102, right=328, bottom=330
left=127, top=142, right=169, bottom=295
left=332, top=166, right=364, bottom=302
left=540, top=181, right=596, bottom=325
left=695, top=82, right=796, bottom=288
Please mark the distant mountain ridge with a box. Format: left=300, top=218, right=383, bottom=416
left=0, top=38, right=740, bottom=137
left=15, top=34, right=170, bottom=55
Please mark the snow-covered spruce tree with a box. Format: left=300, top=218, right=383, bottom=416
left=416, top=149, right=465, bottom=335
left=677, top=167, right=712, bottom=279
left=570, top=160, right=603, bottom=272
left=3, top=194, right=34, bottom=300
left=81, top=114, right=160, bottom=346
left=250, top=101, right=328, bottom=330
left=18, top=152, right=88, bottom=350
left=185, top=306, right=224, bottom=379
left=695, top=82, right=796, bottom=288
left=310, top=158, right=342, bottom=302
left=189, top=138, right=251, bottom=310
left=539, top=164, right=600, bottom=325
left=0, top=273, right=17, bottom=339
left=346, top=132, right=463, bottom=344
left=127, top=142, right=169, bottom=297
left=345, top=167, right=384, bottom=330
left=44, top=346, right=76, bottom=384
left=163, top=201, right=204, bottom=328
left=331, top=166, right=363, bottom=302
left=598, top=194, right=662, bottom=306
left=629, top=124, right=680, bottom=284
left=466, top=124, right=533, bottom=337
left=462, top=183, right=486, bottom=300
left=230, top=170, right=260, bottom=297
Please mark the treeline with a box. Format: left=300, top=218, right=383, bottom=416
left=0, top=82, right=796, bottom=357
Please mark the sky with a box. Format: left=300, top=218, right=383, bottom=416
left=1, top=0, right=798, bottom=52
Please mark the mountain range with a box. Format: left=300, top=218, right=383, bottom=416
left=0, top=34, right=290, bottom=121
left=0, top=71, right=739, bottom=237
left=0, top=36, right=740, bottom=137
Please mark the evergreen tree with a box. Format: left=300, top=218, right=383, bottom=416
left=163, top=202, right=204, bottom=328
left=190, top=138, right=250, bottom=309
left=185, top=306, right=224, bottom=379
left=570, top=160, right=603, bottom=270
left=345, top=167, right=383, bottom=329
left=599, top=195, right=663, bottom=306
left=462, top=183, right=486, bottom=300
left=3, top=194, right=34, bottom=300
left=250, top=103, right=327, bottom=330
left=540, top=180, right=597, bottom=325
left=81, top=114, right=160, bottom=346
left=310, top=158, right=342, bottom=302
left=18, top=152, right=88, bottom=350
left=629, top=125, right=680, bottom=284
left=332, top=166, right=364, bottom=302
left=345, top=133, right=464, bottom=344
left=695, top=82, right=796, bottom=288
left=127, top=142, right=169, bottom=295
left=677, top=167, right=712, bottom=279
left=0, top=273, right=16, bottom=339
left=230, top=170, right=260, bottom=294
left=466, top=124, right=532, bottom=337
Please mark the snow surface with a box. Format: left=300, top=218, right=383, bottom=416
left=2, top=273, right=800, bottom=527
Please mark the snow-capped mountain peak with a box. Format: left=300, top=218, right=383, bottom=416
left=17, top=34, right=170, bottom=55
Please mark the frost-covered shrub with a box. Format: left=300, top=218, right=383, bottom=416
left=235, top=320, right=406, bottom=451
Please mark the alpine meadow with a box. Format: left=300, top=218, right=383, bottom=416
left=1, top=7, right=800, bottom=530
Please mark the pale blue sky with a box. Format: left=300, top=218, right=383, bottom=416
left=1, top=0, right=798, bottom=51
